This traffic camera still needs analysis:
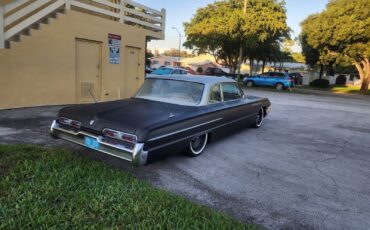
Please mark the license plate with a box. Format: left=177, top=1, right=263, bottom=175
left=84, top=136, right=100, bottom=150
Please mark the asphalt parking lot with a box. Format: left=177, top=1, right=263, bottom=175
left=1, top=90, right=370, bottom=230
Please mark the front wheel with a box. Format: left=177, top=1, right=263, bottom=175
left=186, top=133, right=208, bottom=157
left=252, top=108, right=264, bottom=128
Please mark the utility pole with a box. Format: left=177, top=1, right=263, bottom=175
left=171, top=27, right=181, bottom=65
left=236, top=0, right=248, bottom=82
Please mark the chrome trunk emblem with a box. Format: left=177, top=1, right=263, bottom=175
left=89, top=120, right=95, bottom=125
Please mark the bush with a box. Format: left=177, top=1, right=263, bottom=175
left=335, top=75, right=347, bottom=85
left=312, top=79, right=330, bottom=88
left=196, top=66, right=203, bottom=73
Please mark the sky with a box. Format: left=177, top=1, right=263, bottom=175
left=139, top=0, right=329, bottom=53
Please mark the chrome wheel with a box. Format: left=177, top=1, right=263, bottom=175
left=189, top=133, right=208, bottom=156
left=276, top=83, right=283, bottom=90
left=253, top=108, right=264, bottom=128
left=246, top=81, right=254, bottom=87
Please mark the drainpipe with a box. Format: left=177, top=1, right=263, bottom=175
left=0, top=5, right=5, bottom=49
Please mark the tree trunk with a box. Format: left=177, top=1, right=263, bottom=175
left=236, top=43, right=243, bottom=82
left=249, top=58, right=254, bottom=76
left=261, top=59, right=266, bottom=74
left=355, top=59, right=369, bottom=94
left=319, top=64, right=324, bottom=80
left=360, top=78, right=369, bottom=94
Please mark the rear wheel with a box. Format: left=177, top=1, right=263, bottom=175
left=186, top=133, right=208, bottom=157
left=275, top=83, right=284, bottom=90
left=252, top=108, right=264, bottom=128
left=246, top=81, right=254, bottom=88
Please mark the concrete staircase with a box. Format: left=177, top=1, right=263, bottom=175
left=4, top=7, right=65, bottom=49
left=0, top=0, right=165, bottom=49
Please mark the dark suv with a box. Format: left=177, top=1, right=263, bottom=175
left=205, top=67, right=248, bottom=79
left=205, top=67, right=229, bottom=77
left=289, top=72, right=303, bottom=85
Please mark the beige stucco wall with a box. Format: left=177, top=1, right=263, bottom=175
left=0, top=10, right=162, bottom=109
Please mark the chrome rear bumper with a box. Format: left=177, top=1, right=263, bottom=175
left=50, top=120, right=148, bottom=166
left=265, top=106, right=271, bottom=116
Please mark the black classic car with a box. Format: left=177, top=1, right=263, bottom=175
left=50, top=75, right=271, bottom=166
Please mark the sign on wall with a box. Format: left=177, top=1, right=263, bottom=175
left=108, top=34, right=121, bottom=64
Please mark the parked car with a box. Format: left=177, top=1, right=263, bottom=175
left=147, top=67, right=188, bottom=76
left=50, top=76, right=271, bottom=166
left=205, top=67, right=248, bottom=79
left=289, top=72, right=303, bottom=85
left=145, top=66, right=153, bottom=74
left=183, top=67, right=199, bottom=75
left=244, top=72, right=294, bottom=90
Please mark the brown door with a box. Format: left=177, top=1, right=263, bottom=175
left=76, top=39, right=102, bottom=103
left=124, top=46, right=141, bottom=97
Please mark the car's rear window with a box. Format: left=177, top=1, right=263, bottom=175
left=135, top=79, right=204, bottom=106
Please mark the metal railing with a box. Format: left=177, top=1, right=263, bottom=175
left=0, top=0, right=166, bottom=48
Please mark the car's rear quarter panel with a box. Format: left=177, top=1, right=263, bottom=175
left=143, top=97, right=269, bottom=155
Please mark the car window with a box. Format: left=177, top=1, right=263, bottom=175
left=215, top=69, right=222, bottom=73
left=222, top=83, right=241, bottom=101
left=151, top=68, right=172, bottom=75
left=172, top=69, right=181, bottom=74
left=180, top=70, right=187, bottom=75
left=209, top=84, right=222, bottom=104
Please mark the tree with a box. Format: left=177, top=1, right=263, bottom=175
left=162, top=48, right=195, bottom=58
left=281, top=39, right=305, bottom=63
left=291, top=53, right=305, bottom=63
left=145, top=50, right=154, bottom=66
left=300, top=0, right=370, bottom=93
left=184, top=0, right=289, bottom=78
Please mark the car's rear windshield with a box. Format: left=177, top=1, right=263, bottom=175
left=151, top=68, right=172, bottom=75
left=135, top=78, right=204, bottom=106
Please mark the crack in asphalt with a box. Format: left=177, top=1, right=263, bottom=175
left=312, top=133, right=357, bottom=200
left=321, top=213, right=330, bottom=228
left=313, top=151, right=339, bottom=196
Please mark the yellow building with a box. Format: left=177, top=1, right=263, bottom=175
left=0, top=0, right=165, bottom=109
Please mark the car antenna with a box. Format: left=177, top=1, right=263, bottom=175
left=88, top=88, right=98, bottom=103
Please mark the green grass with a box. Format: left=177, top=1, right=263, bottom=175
left=242, top=85, right=370, bottom=95
left=299, top=85, right=370, bottom=95
left=243, top=85, right=295, bottom=93
left=0, top=144, right=257, bottom=229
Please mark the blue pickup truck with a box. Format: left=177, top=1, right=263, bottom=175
left=243, top=72, right=294, bottom=90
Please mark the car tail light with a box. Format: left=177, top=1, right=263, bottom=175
left=102, top=128, right=137, bottom=144
left=58, top=117, right=81, bottom=129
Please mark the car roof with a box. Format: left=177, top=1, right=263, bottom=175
left=157, top=66, right=187, bottom=71
left=146, top=75, right=235, bottom=84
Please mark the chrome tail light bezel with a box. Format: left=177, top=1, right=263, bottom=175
left=57, top=117, right=82, bottom=129
left=102, top=128, right=137, bottom=144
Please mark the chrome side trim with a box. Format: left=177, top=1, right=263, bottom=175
left=146, top=114, right=255, bottom=152
left=148, top=117, right=223, bottom=142
left=230, top=113, right=255, bottom=123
